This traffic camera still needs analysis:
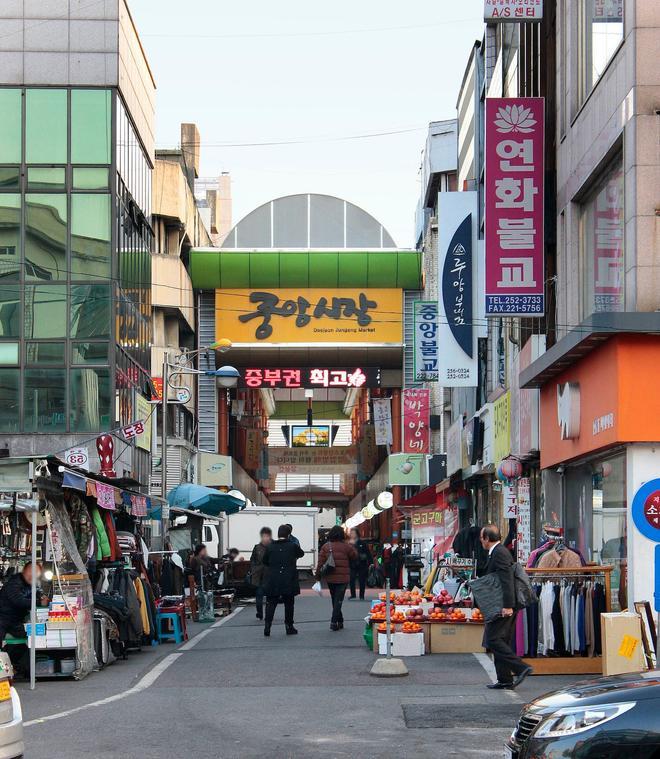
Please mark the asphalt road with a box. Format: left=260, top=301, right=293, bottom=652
left=19, top=594, right=578, bottom=759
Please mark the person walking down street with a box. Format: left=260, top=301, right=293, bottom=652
left=348, top=527, right=372, bottom=600
left=262, top=525, right=304, bottom=637
left=315, top=525, right=357, bottom=631
left=480, top=525, right=532, bottom=690
left=249, top=527, right=272, bottom=620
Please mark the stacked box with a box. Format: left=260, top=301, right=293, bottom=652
left=392, top=632, right=425, bottom=656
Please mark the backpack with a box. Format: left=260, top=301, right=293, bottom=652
left=513, top=563, right=537, bottom=610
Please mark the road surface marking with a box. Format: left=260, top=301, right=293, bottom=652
left=24, top=606, right=244, bottom=726
left=472, top=653, right=521, bottom=701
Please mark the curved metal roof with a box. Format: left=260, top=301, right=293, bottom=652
left=221, top=193, right=397, bottom=249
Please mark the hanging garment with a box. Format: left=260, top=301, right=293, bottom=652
left=551, top=585, right=566, bottom=654
left=133, top=577, right=150, bottom=637
left=91, top=507, right=111, bottom=560
left=67, top=494, right=93, bottom=559
left=102, top=510, right=122, bottom=562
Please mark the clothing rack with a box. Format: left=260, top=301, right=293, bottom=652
left=523, top=565, right=613, bottom=675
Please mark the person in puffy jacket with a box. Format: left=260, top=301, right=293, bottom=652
left=315, top=526, right=357, bottom=631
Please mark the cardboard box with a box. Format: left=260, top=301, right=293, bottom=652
left=27, top=635, right=47, bottom=649
left=392, top=632, right=424, bottom=657
left=372, top=624, right=401, bottom=652
left=430, top=622, right=485, bottom=654
left=601, top=612, right=646, bottom=676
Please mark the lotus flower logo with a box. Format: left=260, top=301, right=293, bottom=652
left=494, top=104, right=537, bottom=134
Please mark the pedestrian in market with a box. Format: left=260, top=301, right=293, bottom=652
left=348, top=527, right=372, bottom=601
left=285, top=523, right=300, bottom=547
left=262, top=525, right=305, bottom=636
left=315, top=525, right=357, bottom=631
left=249, top=526, right=272, bottom=620
left=480, top=524, right=532, bottom=689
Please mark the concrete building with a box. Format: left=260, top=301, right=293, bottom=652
left=0, top=1, right=155, bottom=486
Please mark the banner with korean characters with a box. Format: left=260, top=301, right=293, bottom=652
left=516, top=477, right=532, bottom=564
left=373, top=398, right=393, bottom=447
left=437, top=192, right=478, bottom=386
left=413, top=301, right=439, bottom=382
left=485, top=97, right=544, bottom=316
left=484, top=0, right=543, bottom=21
left=402, top=388, right=430, bottom=455
left=269, top=446, right=357, bottom=475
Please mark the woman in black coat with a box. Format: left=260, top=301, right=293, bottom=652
left=262, top=524, right=305, bottom=636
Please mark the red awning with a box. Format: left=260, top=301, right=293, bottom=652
left=399, top=485, right=438, bottom=508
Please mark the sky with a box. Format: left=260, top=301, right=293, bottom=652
left=129, top=0, right=485, bottom=248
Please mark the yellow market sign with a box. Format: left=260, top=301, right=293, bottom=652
left=493, top=391, right=511, bottom=466
left=215, top=288, right=402, bottom=345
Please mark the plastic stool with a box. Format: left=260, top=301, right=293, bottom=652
left=157, top=611, right=184, bottom=644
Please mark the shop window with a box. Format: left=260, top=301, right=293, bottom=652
left=24, top=368, right=66, bottom=433
left=578, top=0, right=624, bottom=106
left=73, top=167, right=109, bottom=191
left=24, top=285, right=67, bottom=339
left=0, top=194, right=21, bottom=281
left=0, top=285, right=20, bottom=338
left=71, top=194, right=111, bottom=280
left=27, top=167, right=66, bottom=192
left=71, top=341, right=109, bottom=365
left=0, top=168, right=20, bottom=191
left=70, top=367, right=111, bottom=432
left=0, top=343, right=18, bottom=365
left=579, top=158, right=624, bottom=317
left=0, top=368, right=19, bottom=432
left=70, top=285, right=110, bottom=339
left=71, top=90, right=112, bottom=165
left=25, top=193, right=67, bottom=281
left=26, top=89, right=67, bottom=164
left=26, top=341, right=65, bottom=365
left=0, top=90, right=22, bottom=163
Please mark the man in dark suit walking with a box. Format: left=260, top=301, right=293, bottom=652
left=480, top=524, right=532, bottom=689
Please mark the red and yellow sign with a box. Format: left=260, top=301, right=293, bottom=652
left=215, top=288, right=402, bottom=345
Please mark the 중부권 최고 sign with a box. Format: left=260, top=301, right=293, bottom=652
left=215, top=288, right=402, bottom=345
left=240, top=367, right=381, bottom=389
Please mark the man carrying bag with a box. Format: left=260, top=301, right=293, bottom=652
left=471, top=525, right=533, bottom=690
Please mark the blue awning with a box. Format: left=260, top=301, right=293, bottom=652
left=167, top=484, right=246, bottom=517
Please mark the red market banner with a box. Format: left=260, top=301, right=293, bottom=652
left=402, top=388, right=430, bottom=454
left=485, top=97, right=545, bottom=316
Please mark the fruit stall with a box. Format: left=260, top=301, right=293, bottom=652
left=366, top=587, right=485, bottom=656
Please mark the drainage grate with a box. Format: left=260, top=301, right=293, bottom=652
left=402, top=704, right=521, bottom=729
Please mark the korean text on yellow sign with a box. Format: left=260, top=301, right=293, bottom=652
left=215, top=288, right=402, bottom=345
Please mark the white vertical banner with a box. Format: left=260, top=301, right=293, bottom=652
left=373, top=398, right=393, bottom=447
left=516, top=478, right=532, bottom=564
left=437, top=191, right=479, bottom=386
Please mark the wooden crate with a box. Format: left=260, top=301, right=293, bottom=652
left=430, top=622, right=485, bottom=654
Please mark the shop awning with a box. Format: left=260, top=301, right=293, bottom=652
left=399, top=485, right=438, bottom=508
left=167, top=484, right=246, bottom=517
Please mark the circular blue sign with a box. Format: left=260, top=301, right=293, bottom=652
left=631, top=478, right=660, bottom=542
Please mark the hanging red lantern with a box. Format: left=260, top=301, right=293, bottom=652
left=500, top=456, right=523, bottom=480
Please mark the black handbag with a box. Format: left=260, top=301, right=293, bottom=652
left=319, top=543, right=336, bottom=577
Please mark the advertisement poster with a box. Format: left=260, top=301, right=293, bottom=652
left=493, top=391, right=511, bottom=466
left=516, top=478, right=532, bottom=564
left=437, top=192, right=478, bottom=386
left=291, top=425, right=329, bottom=447
left=373, top=398, right=393, bottom=446
left=269, top=446, right=357, bottom=475
left=135, top=394, right=152, bottom=452
left=402, top=388, right=430, bottom=454
left=413, top=301, right=439, bottom=382
left=485, top=97, right=545, bottom=316
left=411, top=503, right=459, bottom=558
left=245, top=429, right=261, bottom=470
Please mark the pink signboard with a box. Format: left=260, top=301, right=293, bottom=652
left=485, top=97, right=544, bottom=316
left=402, top=389, right=430, bottom=455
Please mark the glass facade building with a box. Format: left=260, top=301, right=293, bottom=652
left=0, top=86, right=152, bottom=483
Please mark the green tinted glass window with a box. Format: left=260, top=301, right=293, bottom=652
left=24, top=285, right=67, bottom=339
left=0, top=368, right=19, bottom=432
left=0, top=90, right=22, bottom=163
left=70, top=367, right=111, bottom=431
left=0, top=195, right=21, bottom=282
left=71, top=341, right=109, bottom=364
left=71, top=194, right=111, bottom=279
left=70, top=284, right=110, bottom=339
left=0, top=285, right=20, bottom=337
left=26, top=194, right=67, bottom=281
left=26, top=341, right=65, bottom=365
left=26, top=89, right=67, bottom=164
left=27, top=167, right=66, bottom=191
left=24, top=368, right=66, bottom=432
left=0, top=168, right=20, bottom=191
left=73, top=167, right=109, bottom=190
left=71, top=90, right=111, bottom=164
left=0, top=343, right=19, bottom=365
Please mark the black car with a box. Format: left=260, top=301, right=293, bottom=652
left=507, top=671, right=660, bottom=758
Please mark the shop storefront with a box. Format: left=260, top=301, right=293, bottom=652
left=521, top=328, right=660, bottom=611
